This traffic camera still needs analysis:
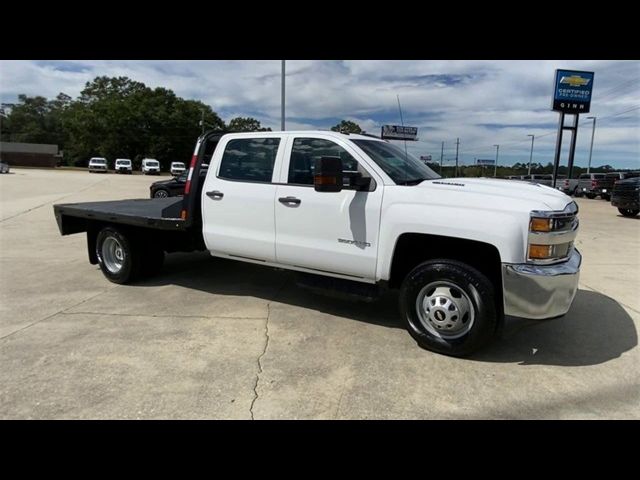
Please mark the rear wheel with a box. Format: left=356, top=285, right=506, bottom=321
left=601, top=194, right=610, bottom=201
left=618, top=208, right=639, bottom=217
left=586, top=193, right=596, bottom=199
left=399, top=259, right=498, bottom=356
left=95, top=227, right=141, bottom=284
left=141, top=247, right=165, bottom=277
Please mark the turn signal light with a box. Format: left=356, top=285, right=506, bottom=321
left=529, top=244, right=553, bottom=259
left=530, top=217, right=553, bottom=232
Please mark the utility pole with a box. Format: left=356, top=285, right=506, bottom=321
left=587, top=116, right=596, bottom=174
left=281, top=60, right=286, bottom=131
left=493, top=144, right=499, bottom=177
left=527, top=134, right=535, bottom=175
left=455, top=138, right=460, bottom=177
left=440, top=141, right=444, bottom=175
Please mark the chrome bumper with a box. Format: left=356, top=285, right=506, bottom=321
left=502, top=249, right=581, bottom=319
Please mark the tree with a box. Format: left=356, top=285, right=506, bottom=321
left=227, top=117, right=271, bottom=132
left=331, top=120, right=362, bottom=134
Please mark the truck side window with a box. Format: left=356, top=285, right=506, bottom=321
left=218, top=138, right=280, bottom=183
left=288, top=137, right=369, bottom=186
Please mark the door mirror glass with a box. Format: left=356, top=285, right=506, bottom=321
left=314, top=156, right=343, bottom=192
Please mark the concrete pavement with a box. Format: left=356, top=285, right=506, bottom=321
left=1, top=168, right=638, bottom=419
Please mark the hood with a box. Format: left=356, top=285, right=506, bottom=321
left=419, top=177, right=572, bottom=211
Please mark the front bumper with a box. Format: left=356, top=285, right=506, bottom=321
left=502, top=249, right=581, bottom=319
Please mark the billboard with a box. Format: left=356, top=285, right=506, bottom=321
left=477, top=159, right=495, bottom=166
left=381, top=125, right=418, bottom=141
left=552, top=69, right=594, bottom=114
left=420, top=155, right=432, bottom=162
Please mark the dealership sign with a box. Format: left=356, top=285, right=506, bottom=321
left=552, top=69, right=594, bottom=114
left=476, top=159, right=495, bottom=166
left=381, top=125, right=418, bottom=141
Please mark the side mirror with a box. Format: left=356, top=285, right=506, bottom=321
left=314, top=156, right=343, bottom=192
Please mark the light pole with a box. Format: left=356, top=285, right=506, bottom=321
left=586, top=116, right=596, bottom=174
left=281, top=60, right=286, bottom=131
left=493, top=144, right=499, bottom=177
left=527, top=134, right=535, bottom=175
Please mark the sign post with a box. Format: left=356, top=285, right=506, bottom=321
left=551, top=69, right=594, bottom=188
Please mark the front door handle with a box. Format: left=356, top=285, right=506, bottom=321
left=278, top=196, right=301, bottom=205
left=206, top=190, right=224, bottom=199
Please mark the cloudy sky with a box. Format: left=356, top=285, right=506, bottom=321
left=1, top=60, right=638, bottom=169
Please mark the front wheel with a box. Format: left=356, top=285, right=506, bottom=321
left=153, top=188, right=169, bottom=198
left=586, top=193, right=596, bottom=199
left=399, top=259, right=498, bottom=356
left=618, top=208, right=639, bottom=217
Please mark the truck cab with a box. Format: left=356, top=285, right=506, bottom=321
left=54, top=130, right=581, bottom=356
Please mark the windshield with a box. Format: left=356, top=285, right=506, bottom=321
left=116, top=160, right=130, bottom=165
left=91, top=159, right=106, bottom=164
left=173, top=163, right=185, bottom=168
left=145, top=161, right=159, bottom=166
left=351, top=140, right=440, bottom=185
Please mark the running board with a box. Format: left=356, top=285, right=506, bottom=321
left=294, top=272, right=380, bottom=303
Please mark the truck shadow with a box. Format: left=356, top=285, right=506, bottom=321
left=472, top=289, right=637, bottom=366
left=141, top=252, right=637, bottom=367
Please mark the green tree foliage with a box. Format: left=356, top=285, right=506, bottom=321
left=3, top=76, right=227, bottom=169
left=330, top=120, right=362, bottom=134
left=227, top=117, right=271, bottom=132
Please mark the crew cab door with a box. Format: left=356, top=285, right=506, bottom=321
left=274, top=135, right=383, bottom=280
left=201, top=134, right=285, bottom=262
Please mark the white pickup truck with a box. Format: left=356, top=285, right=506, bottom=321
left=54, top=131, right=581, bottom=356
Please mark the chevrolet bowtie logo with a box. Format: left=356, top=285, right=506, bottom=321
left=560, top=75, right=591, bottom=87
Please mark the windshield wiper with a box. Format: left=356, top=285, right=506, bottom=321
left=398, top=178, right=428, bottom=185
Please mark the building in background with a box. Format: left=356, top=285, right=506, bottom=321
left=0, top=142, right=61, bottom=168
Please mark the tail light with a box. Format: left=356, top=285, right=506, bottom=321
left=563, top=179, right=569, bottom=187
left=184, top=154, right=198, bottom=195
left=591, top=180, right=597, bottom=187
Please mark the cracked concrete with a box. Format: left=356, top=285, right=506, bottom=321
left=1, top=169, right=639, bottom=419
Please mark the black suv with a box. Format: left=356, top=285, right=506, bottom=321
left=611, top=177, right=640, bottom=217
left=149, top=171, right=187, bottom=198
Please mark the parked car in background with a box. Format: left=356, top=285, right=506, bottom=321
left=576, top=173, right=607, bottom=199
left=149, top=171, right=187, bottom=198
left=141, top=158, right=161, bottom=175
left=611, top=176, right=640, bottom=217
left=0, top=161, right=10, bottom=174
left=559, top=177, right=579, bottom=196
left=88, top=157, right=108, bottom=173
left=170, top=162, right=186, bottom=176
left=114, top=158, right=133, bottom=174
left=601, top=172, right=640, bottom=201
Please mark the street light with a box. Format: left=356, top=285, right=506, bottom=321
left=527, top=134, right=535, bottom=175
left=587, top=116, right=596, bottom=174
left=493, top=144, right=499, bottom=177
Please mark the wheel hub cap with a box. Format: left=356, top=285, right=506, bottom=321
left=102, top=237, right=125, bottom=274
left=416, top=282, right=475, bottom=339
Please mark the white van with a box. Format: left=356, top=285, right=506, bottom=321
left=141, top=158, right=161, bottom=175
left=115, top=158, right=132, bottom=174
left=88, top=157, right=108, bottom=173
left=170, top=162, right=186, bottom=176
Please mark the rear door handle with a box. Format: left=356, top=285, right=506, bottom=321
left=206, top=190, right=224, bottom=199
left=278, top=196, right=301, bottom=205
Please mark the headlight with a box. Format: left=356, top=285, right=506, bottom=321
left=528, top=202, right=579, bottom=264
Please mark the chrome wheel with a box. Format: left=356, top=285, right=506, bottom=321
left=101, top=236, right=125, bottom=274
left=154, top=189, right=168, bottom=198
left=415, top=281, right=475, bottom=339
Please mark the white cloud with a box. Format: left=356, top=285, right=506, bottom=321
left=1, top=59, right=638, bottom=169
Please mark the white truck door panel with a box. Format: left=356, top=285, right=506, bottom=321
left=274, top=136, right=383, bottom=279
left=201, top=135, right=284, bottom=262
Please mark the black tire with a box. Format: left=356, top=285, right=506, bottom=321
left=618, top=208, right=639, bottom=217
left=399, top=259, right=498, bottom=357
left=153, top=188, right=170, bottom=198
left=601, top=194, right=610, bottom=201
left=95, top=227, right=141, bottom=284
left=585, top=193, right=596, bottom=199
left=141, top=247, right=165, bottom=277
